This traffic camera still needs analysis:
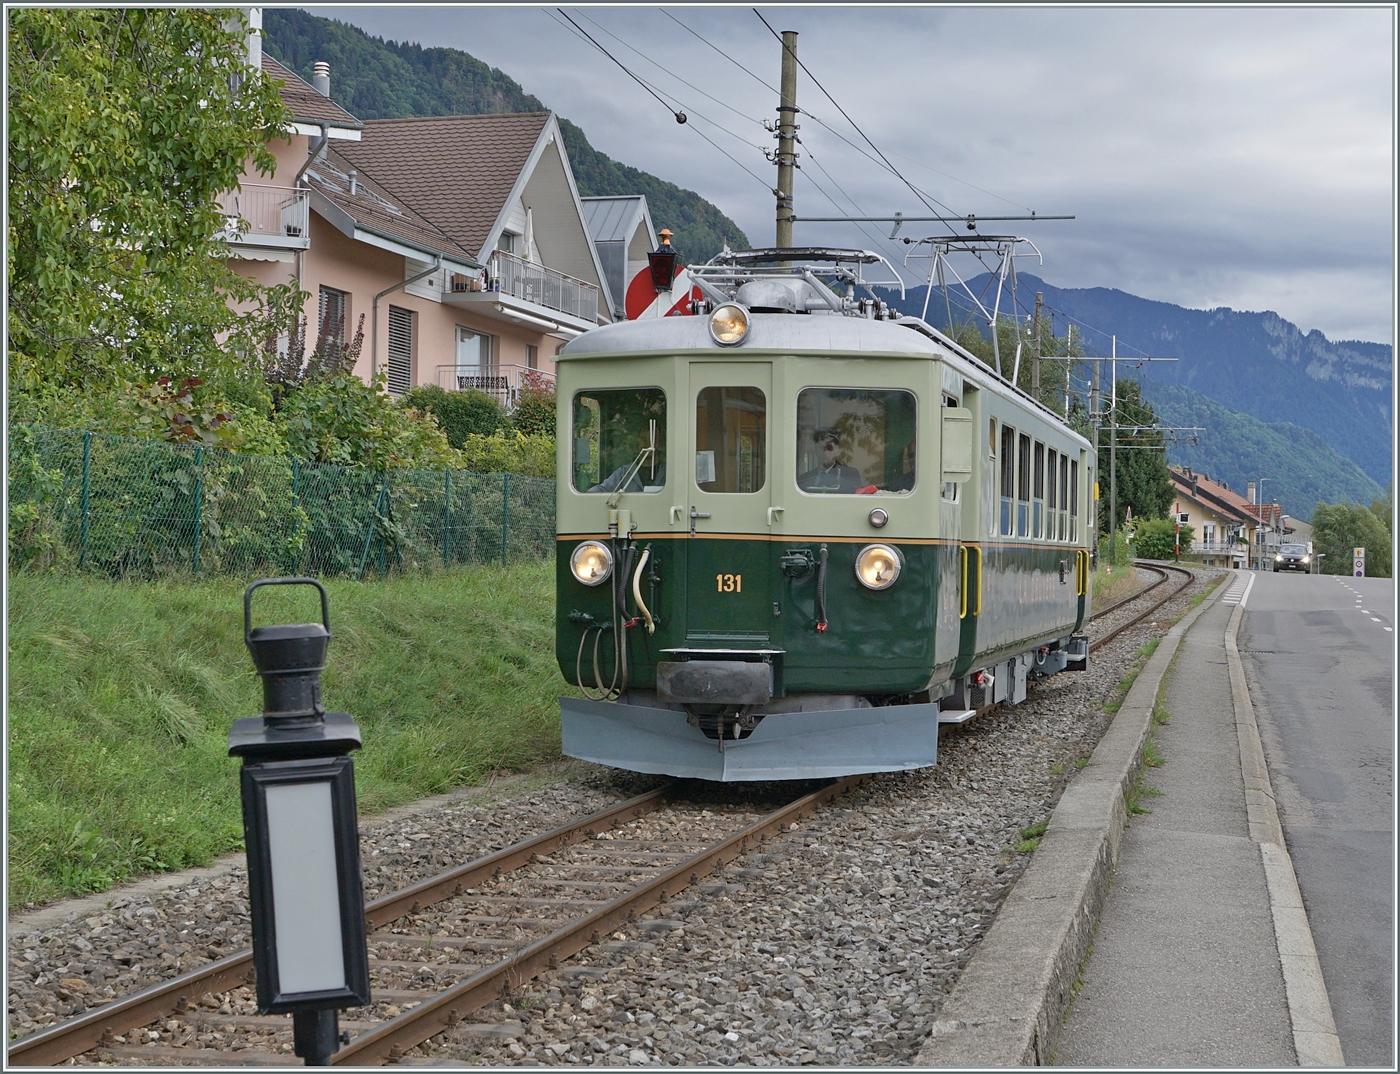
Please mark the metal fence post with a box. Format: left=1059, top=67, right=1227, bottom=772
left=78, top=431, right=92, bottom=569
left=501, top=472, right=510, bottom=567
left=444, top=470, right=452, bottom=568
left=291, top=457, right=302, bottom=576
left=191, top=446, right=204, bottom=574
left=378, top=475, right=389, bottom=578
left=357, top=475, right=381, bottom=580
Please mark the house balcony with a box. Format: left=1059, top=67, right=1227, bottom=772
left=445, top=250, right=600, bottom=335
left=436, top=363, right=556, bottom=409
left=217, top=184, right=310, bottom=250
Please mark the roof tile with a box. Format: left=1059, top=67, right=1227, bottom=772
left=335, top=113, right=551, bottom=258
left=263, top=55, right=362, bottom=130
left=306, top=146, right=475, bottom=264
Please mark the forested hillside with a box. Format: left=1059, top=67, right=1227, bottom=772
left=262, top=9, right=749, bottom=265
left=1141, top=381, right=1383, bottom=522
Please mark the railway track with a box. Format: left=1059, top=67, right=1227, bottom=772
left=1087, top=561, right=1195, bottom=647
left=9, top=778, right=866, bottom=1067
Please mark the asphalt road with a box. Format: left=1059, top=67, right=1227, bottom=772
left=1241, top=570, right=1394, bottom=1067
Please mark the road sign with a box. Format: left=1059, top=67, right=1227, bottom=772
left=1353, top=547, right=1365, bottom=577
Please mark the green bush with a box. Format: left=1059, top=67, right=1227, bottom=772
left=511, top=371, right=558, bottom=438
left=1099, top=524, right=1131, bottom=567
left=1132, top=517, right=1193, bottom=560
left=457, top=431, right=557, bottom=479
left=401, top=383, right=508, bottom=447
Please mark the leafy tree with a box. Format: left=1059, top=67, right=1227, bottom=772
left=7, top=9, right=297, bottom=403
left=1092, top=380, right=1174, bottom=532
left=1312, top=501, right=1391, bottom=577
left=1132, top=517, right=1193, bottom=561
left=399, top=384, right=508, bottom=447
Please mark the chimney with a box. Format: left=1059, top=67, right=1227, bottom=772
left=1247, top=481, right=1256, bottom=504
left=348, top=170, right=358, bottom=196
left=312, top=61, right=331, bottom=97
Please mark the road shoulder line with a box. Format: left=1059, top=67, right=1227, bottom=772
left=915, top=569, right=1222, bottom=1067
left=1225, top=597, right=1345, bottom=1067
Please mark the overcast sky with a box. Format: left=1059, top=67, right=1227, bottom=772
left=313, top=5, right=1396, bottom=345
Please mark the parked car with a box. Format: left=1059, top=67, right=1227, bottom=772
left=1273, top=543, right=1312, bottom=573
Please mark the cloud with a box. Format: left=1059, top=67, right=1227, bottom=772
left=311, top=5, right=1395, bottom=344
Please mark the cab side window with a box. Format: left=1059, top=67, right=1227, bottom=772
left=795, top=388, right=916, bottom=494
left=572, top=388, right=666, bottom=494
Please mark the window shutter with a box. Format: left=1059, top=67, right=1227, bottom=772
left=387, top=306, right=413, bottom=396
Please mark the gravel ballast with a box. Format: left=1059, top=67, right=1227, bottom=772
left=7, top=568, right=1218, bottom=1066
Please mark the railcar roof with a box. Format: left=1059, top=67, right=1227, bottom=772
left=560, top=312, right=936, bottom=357
left=559, top=312, right=1092, bottom=450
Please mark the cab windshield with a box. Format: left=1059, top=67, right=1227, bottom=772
left=1280, top=544, right=1308, bottom=555
left=572, top=389, right=667, bottom=493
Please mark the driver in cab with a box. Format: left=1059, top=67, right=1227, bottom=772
left=798, top=430, right=862, bottom=494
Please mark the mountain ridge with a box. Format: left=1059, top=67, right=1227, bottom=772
left=886, top=274, right=1392, bottom=487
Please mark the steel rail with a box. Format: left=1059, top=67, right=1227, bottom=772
left=6, top=788, right=670, bottom=1067
left=1086, top=562, right=1170, bottom=624
left=330, top=775, right=868, bottom=1065
left=1091, top=562, right=1195, bottom=648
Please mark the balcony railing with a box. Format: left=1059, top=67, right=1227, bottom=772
left=436, top=364, right=556, bottom=409
left=216, top=184, right=310, bottom=249
left=488, top=250, right=598, bottom=323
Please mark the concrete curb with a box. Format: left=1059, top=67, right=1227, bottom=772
left=915, top=573, right=1223, bottom=1067
left=1225, top=596, right=1345, bottom=1067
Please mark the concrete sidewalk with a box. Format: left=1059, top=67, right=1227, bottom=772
left=1054, top=582, right=1337, bottom=1066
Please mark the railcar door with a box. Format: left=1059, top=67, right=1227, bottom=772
left=684, top=362, right=773, bottom=646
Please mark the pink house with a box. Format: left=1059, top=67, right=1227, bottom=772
left=224, top=55, right=616, bottom=405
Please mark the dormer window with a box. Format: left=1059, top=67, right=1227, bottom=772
left=497, top=232, right=517, bottom=254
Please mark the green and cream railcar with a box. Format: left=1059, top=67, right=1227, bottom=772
left=555, top=254, right=1094, bottom=780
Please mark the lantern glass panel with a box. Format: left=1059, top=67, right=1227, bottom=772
left=266, top=779, right=346, bottom=993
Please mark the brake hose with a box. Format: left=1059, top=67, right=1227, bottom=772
left=815, top=544, right=829, bottom=633
left=633, top=546, right=655, bottom=634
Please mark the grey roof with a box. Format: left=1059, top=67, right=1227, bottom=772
left=581, top=196, right=649, bottom=245
left=262, top=56, right=362, bottom=130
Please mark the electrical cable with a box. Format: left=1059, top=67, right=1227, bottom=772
left=550, top=9, right=772, bottom=190
left=554, top=9, right=685, bottom=124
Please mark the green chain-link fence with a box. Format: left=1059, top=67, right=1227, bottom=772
left=8, top=426, right=556, bottom=578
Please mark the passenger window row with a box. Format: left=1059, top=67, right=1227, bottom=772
left=996, top=418, right=1078, bottom=542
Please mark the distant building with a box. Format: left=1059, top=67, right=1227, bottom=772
left=223, top=54, right=621, bottom=407
left=581, top=196, right=657, bottom=322
left=1167, top=467, right=1262, bottom=568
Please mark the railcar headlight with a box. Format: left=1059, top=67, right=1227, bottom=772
left=708, top=304, right=750, bottom=346
left=570, top=540, right=614, bottom=586
left=855, top=544, right=903, bottom=590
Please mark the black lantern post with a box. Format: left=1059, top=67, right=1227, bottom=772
left=230, top=578, right=370, bottom=1066
left=647, top=228, right=680, bottom=292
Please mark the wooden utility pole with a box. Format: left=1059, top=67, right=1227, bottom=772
left=775, top=31, right=799, bottom=248
left=1031, top=291, right=1043, bottom=401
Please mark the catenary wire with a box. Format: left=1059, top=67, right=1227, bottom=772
left=548, top=10, right=772, bottom=190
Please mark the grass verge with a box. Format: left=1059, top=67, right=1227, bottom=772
left=7, top=563, right=570, bottom=908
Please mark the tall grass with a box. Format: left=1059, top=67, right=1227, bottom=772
left=6, top=563, right=567, bottom=908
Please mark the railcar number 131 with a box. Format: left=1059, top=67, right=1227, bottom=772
left=716, top=573, right=743, bottom=592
